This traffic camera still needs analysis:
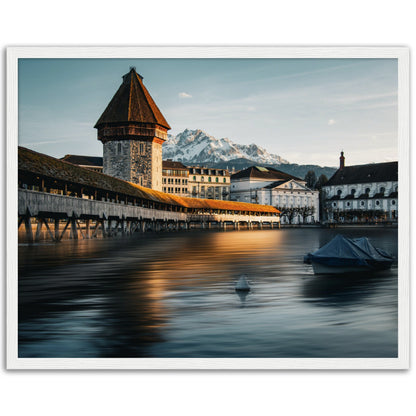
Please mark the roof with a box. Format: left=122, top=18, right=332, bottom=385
left=263, top=180, right=289, bottom=189
left=19, top=147, right=279, bottom=214
left=61, top=154, right=103, bottom=167
left=325, top=161, right=398, bottom=186
left=162, top=160, right=188, bottom=170
left=231, top=166, right=302, bottom=182
left=94, top=68, right=171, bottom=130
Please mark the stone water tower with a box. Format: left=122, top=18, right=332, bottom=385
left=95, top=67, right=171, bottom=191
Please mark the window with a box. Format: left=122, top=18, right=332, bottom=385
left=337, top=190, right=342, bottom=196
left=365, top=188, right=370, bottom=194
left=117, top=143, right=122, bottom=154
left=376, top=200, right=380, bottom=206
left=347, top=202, right=350, bottom=207
left=208, top=177, right=212, bottom=182
left=333, top=202, right=337, bottom=207
left=392, top=200, right=396, bottom=205
left=380, top=187, right=385, bottom=194
left=201, top=176, right=204, bottom=182
left=193, top=176, right=196, bottom=181
left=351, top=188, right=356, bottom=195
left=360, top=201, right=365, bottom=206
left=216, top=177, right=219, bottom=183
left=223, top=178, right=226, bottom=183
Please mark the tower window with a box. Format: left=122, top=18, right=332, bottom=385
left=117, top=143, right=122, bottom=154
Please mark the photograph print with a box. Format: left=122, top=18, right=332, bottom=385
left=8, top=47, right=409, bottom=369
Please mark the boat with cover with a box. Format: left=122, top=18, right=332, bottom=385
left=304, top=234, right=394, bottom=275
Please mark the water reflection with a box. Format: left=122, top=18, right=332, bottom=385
left=236, top=290, right=250, bottom=304
left=301, top=271, right=393, bottom=307
left=19, top=228, right=398, bottom=358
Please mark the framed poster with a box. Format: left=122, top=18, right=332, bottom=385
left=7, top=46, right=409, bottom=369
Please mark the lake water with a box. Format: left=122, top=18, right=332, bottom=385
left=18, top=227, right=398, bottom=358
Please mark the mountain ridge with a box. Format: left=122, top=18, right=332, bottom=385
left=163, top=128, right=289, bottom=165
left=162, top=128, right=336, bottom=180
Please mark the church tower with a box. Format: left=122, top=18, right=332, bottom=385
left=95, top=67, right=170, bottom=191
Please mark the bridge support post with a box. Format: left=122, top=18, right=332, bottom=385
left=70, top=217, right=78, bottom=239
left=54, top=218, right=60, bottom=241
left=85, top=219, right=90, bottom=239
left=24, top=216, right=33, bottom=243
left=35, top=219, right=43, bottom=242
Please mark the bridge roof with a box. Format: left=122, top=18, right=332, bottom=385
left=18, top=147, right=279, bottom=214
left=94, top=67, right=171, bottom=130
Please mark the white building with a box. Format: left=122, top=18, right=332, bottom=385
left=188, top=167, right=231, bottom=200
left=230, top=166, right=319, bottom=224
left=162, top=160, right=189, bottom=196
left=322, top=152, right=398, bottom=223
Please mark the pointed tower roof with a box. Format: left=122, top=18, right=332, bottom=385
left=94, top=67, right=171, bottom=130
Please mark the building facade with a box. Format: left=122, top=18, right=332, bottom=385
left=188, top=167, right=231, bottom=200
left=322, top=152, right=398, bottom=223
left=230, top=166, right=319, bottom=224
left=95, top=67, right=170, bottom=191
left=162, top=160, right=190, bottom=196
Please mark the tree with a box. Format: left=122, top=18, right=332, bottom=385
left=315, top=174, right=328, bottom=190
left=304, top=170, right=317, bottom=189
left=315, top=174, right=329, bottom=222
left=277, top=206, right=315, bottom=224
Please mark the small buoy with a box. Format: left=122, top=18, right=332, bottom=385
left=235, top=275, right=250, bottom=292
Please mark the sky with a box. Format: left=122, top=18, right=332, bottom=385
left=18, top=58, right=398, bottom=167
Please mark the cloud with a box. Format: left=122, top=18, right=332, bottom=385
left=178, top=92, right=192, bottom=99
left=328, top=119, right=336, bottom=126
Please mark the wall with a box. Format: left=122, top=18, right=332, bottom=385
left=103, top=140, right=163, bottom=191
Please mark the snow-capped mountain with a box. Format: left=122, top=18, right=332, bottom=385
left=162, top=129, right=289, bottom=165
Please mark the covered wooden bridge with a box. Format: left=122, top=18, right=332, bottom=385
left=18, top=147, right=281, bottom=242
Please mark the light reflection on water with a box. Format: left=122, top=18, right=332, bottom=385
left=18, top=227, right=398, bottom=358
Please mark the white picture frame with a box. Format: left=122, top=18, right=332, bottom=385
left=7, top=46, right=410, bottom=370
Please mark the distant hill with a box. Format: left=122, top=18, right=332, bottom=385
left=193, top=158, right=336, bottom=181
